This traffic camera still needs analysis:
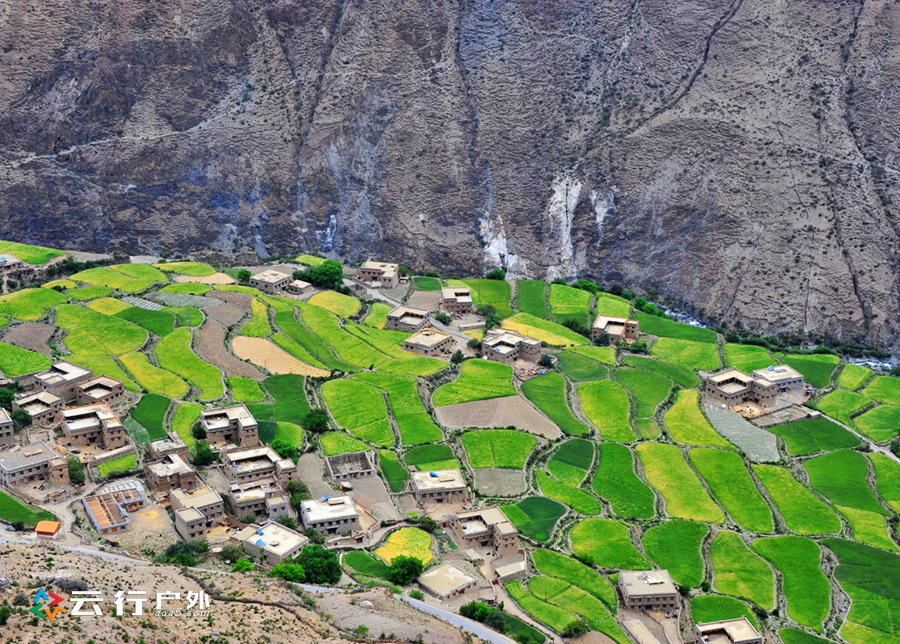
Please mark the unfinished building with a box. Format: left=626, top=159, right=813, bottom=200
left=619, top=570, right=679, bottom=612
left=77, top=376, right=126, bottom=406
left=200, top=405, right=259, bottom=447
left=222, top=445, right=297, bottom=487
left=82, top=480, right=146, bottom=535
left=325, top=451, right=375, bottom=481
left=357, top=261, right=399, bottom=288
left=13, top=391, right=62, bottom=427
left=481, top=329, right=541, bottom=364
left=695, top=617, right=762, bottom=644
left=249, top=269, right=291, bottom=293
left=441, top=286, right=474, bottom=314
left=385, top=306, right=431, bottom=333
left=410, top=469, right=467, bottom=505
left=61, top=402, right=127, bottom=449
left=233, top=521, right=309, bottom=565
left=227, top=476, right=289, bottom=522
left=170, top=485, right=226, bottom=541
left=403, top=328, right=454, bottom=357
left=0, top=442, right=68, bottom=487
left=143, top=454, right=198, bottom=494
left=300, top=495, right=360, bottom=536
left=591, top=315, right=640, bottom=344
left=451, top=507, right=519, bottom=556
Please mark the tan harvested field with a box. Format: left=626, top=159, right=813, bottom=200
left=207, top=290, right=254, bottom=307
left=406, top=290, right=442, bottom=310
left=197, top=320, right=265, bottom=380
left=3, top=321, right=54, bottom=355
left=475, top=468, right=527, bottom=496
left=232, top=335, right=330, bottom=376
left=174, top=271, right=235, bottom=284
left=435, top=394, right=562, bottom=438
left=206, top=303, right=247, bottom=325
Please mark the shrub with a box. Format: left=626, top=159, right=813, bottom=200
left=67, top=456, right=85, bottom=485
left=538, top=355, right=553, bottom=368
left=562, top=318, right=590, bottom=338
left=277, top=515, right=298, bottom=530
left=467, top=338, right=481, bottom=350
left=409, top=589, right=425, bottom=600
left=562, top=618, right=590, bottom=638
left=191, top=441, right=218, bottom=466
left=434, top=312, right=452, bottom=325
left=232, top=558, right=254, bottom=573
left=478, top=304, right=501, bottom=330
left=241, top=514, right=256, bottom=524
left=220, top=543, right=244, bottom=563
left=270, top=437, right=298, bottom=462
left=157, top=541, right=209, bottom=567
left=486, top=268, right=506, bottom=280
left=305, top=528, right=325, bottom=544
left=451, top=350, right=463, bottom=364
left=270, top=562, right=306, bottom=582
left=10, top=409, right=30, bottom=431
left=571, top=279, right=598, bottom=294
left=418, top=516, right=437, bottom=533
left=302, top=409, right=330, bottom=434
left=388, top=555, right=424, bottom=585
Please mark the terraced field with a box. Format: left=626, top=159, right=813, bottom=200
left=650, top=337, right=720, bottom=371
left=322, top=379, right=394, bottom=447
left=521, top=372, right=590, bottom=436
left=592, top=444, right=656, bottom=520
left=752, top=536, right=830, bottom=630
left=782, top=353, right=840, bottom=389
left=853, top=405, right=900, bottom=443
left=555, top=351, right=609, bottom=381
left=500, top=497, right=567, bottom=542
left=665, top=390, right=732, bottom=447
left=636, top=443, right=725, bottom=523
left=432, top=359, right=515, bottom=406
left=155, top=327, right=224, bottom=399
left=570, top=519, right=650, bottom=569
left=547, top=439, right=593, bottom=486
left=617, top=366, right=671, bottom=421
left=501, top=312, right=589, bottom=346
left=837, top=364, right=872, bottom=390
left=548, top=284, right=591, bottom=326
left=404, top=444, right=458, bottom=471
left=578, top=380, right=634, bottom=442
left=531, top=549, right=617, bottom=611
left=690, top=448, right=773, bottom=533
left=354, top=372, right=442, bottom=444
left=803, top=450, right=887, bottom=515
left=814, top=389, right=873, bottom=426
left=710, top=531, right=775, bottom=609
left=753, top=465, right=842, bottom=534
left=516, top=280, right=549, bottom=318
left=622, top=355, right=700, bottom=388
left=535, top=471, right=602, bottom=515
left=633, top=311, right=717, bottom=342
left=722, top=343, right=773, bottom=372
left=767, top=417, right=861, bottom=455
left=461, top=279, right=513, bottom=318
left=642, top=520, right=708, bottom=588
left=461, top=430, right=536, bottom=469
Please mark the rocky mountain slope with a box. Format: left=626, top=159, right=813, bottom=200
left=1, top=0, right=899, bottom=346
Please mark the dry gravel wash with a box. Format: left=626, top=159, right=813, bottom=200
left=2, top=321, right=54, bottom=355
left=232, top=335, right=330, bottom=377
left=435, top=395, right=562, bottom=439
left=196, top=319, right=265, bottom=380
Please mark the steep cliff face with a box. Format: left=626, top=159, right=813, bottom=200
left=1, top=0, right=898, bottom=345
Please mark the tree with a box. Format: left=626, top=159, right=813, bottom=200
left=418, top=515, right=437, bottom=533
left=302, top=409, right=330, bottom=434
left=477, top=304, right=501, bottom=330
left=891, top=364, right=900, bottom=378
left=388, top=556, right=425, bottom=585
left=10, top=409, right=30, bottom=431
left=269, top=438, right=298, bottom=462
left=571, top=279, right=598, bottom=294
left=450, top=350, right=463, bottom=364
left=537, top=355, right=553, bottom=369
left=409, top=589, right=425, bottom=600
left=0, top=605, right=10, bottom=626
left=467, top=338, right=481, bottom=350
left=434, top=312, right=452, bottom=325
left=270, top=562, right=306, bottom=582
left=399, top=266, right=410, bottom=277
left=157, top=541, right=208, bottom=567
left=191, top=441, right=218, bottom=466
left=191, top=421, right=206, bottom=440
left=0, top=388, right=15, bottom=411
left=562, top=618, right=590, bottom=638
left=276, top=515, right=298, bottom=530
left=67, top=456, right=85, bottom=485
left=220, top=542, right=244, bottom=563
left=232, top=558, right=254, bottom=573
left=485, top=268, right=506, bottom=280
left=296, top=544, right=341, bottom=584
left=562, top=318, right=590, bottom=338
left=460, top=601, right=493, bottom=622
left=237, top=269, right=252, bottom=283
left=593, top=332, right=610, bottom=347
left=293, top=260, right=344, bottom=290
left=305, top=528, right=325, bottom=544
left=483, top=611, right=506, bottom=633
left=241, top=513, right=256, bottom=524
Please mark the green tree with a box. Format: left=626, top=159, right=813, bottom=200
left=0, top=388, right=15, bottom=410
left=302, top=409, right=330, bottom=434
left=191, top=441, right=218, bottom=466
left=572, top=279, right=598, bottom=294
left=241, top=513, right=256, bottom=524
left=538, top=355, right=553, bottom=368
left=562, top=618, right=590, bottom=638
left=270, top=562, right=306, bottom=582
left=434, top=312, right=452, bottom=325
left=296, top=544, right=341, bottom=584
left=305, top=528, right=325, bottom=544
left=477, top=304, right=501, bottom=330
left=237, top=269, right=252, bottom=283
left=418, top=515, right=437, bottom=533
left=220, top=542, right=244, bottom=563
left=10, top=409, right=30, bottom=430
left=450, top=350, right=463, bottom=364
left=276, top=515, right=298, bottom=530
left=293, top=260, right=344, bottom=289
left=232, top=558, right=254, bottom=573
left=388, top=555, right=424, bottom=585
left=0, top=604, right=10, bottom=626
left=67, top=455, right=85, bottom=485
left=485, top=268, right=506, bottom=280
left=190, top=422, right=206, bottom=440
left=269, top=437, right=298, bottom=462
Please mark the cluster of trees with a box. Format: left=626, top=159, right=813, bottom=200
left=156, top=540, right=210, bottom=567
left=478, top=304, right=502, bottom=330
left=459, top=601, right=546, bottom=642
left=223, top=542, right=341, bottom=584
left=292, top=260, right=344, bottom=290
left=67, top=455, right=85, bottom=485
left=302, top=409, right=330, bottom=434
left=190, top=441, right=218, bottom=467
left=269, top=437, right=298, bottom=462
left=485, top=268, right=506, bottom=280
left=387, top=555, right=424, bottom=585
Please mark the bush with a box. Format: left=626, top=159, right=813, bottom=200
left=409, top=589, right=425, bottom=600
left=270, top=562, right=306, bottom=582
left=237, top=269, right=251, bottom=283
left=538, top=355, right=553, bottom=368
left=67, top=456, right=85, bottom=485
left=157, top=541, right=209, bottom=567
left=562, top=318, right=590, bottom=338
left=220, top=543, right=244, bottom=563
left=191, top=441, right=218, bottom=466
left=486, top=268, right=506, bottom=280
left=571, top=279, right=598, bottom=294
left=467, top=338, right=481, bottom=350
left=388, top=555, right=424, bottom=585
left=10, top=409, right=30, bottom=430
left=306, top=528, right=325, bottom=544
left=270, top=437, right=298, bottom=462
left=450, top=350, right=463, bottom=364
left=232, top=558, right=254, bottom=573
left=562, top=618, right=590, bottom=638
left=191, top=422, right=206, bottom=440
left=478, top=304, right=501, bottom=330
left=241, top=514, right=256, bottom=524
left=0, top=604, right=9, bottom=626
left=302, top=409, right=330, bottom=434
left=296, top=544, right=341, bottom=584
left=423, top=271, right=439, bottom=278
left=593, top=332, right=609, bottom=346
left=460, top=601, right=494, bottom=622
left=277, top=515, right=298, bottom=530
left=434, top=312, right=452, bottom=325
left=418, top=515, right=437, bottom=533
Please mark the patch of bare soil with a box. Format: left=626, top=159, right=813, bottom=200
left=206, top=303, right=246, bottom=326
left=297, top=453, right=339, bottom=499
left=111, top=503, right=179, bottom=554
left=474, top=468, right=527, bottom=497
left=350, top=475, right=402, bottom=521
left=435, top=395, right=562, bottom=438
left=3, top=321, right=54, bottom=355
left=174, top=272, right=235, bottom=284
left=196, top=320, right=266, bottom=380
left=317, top=589, right=467, bottom=644
left=232, top=336, right=330, bottom=377
left=406, top=290, right=442, bottom=310
left=207, top=290, right=254, bottom=307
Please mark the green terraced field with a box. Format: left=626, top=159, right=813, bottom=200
left=354, top=372, right=442, bottom=444
left=228, top=376, right=265, bottom=402
left=461, top=430, right=536, bottom=469
left=363, top=302, right=392, bottom=329
left=853, top=405, right=900, bottom=443
left=836, top=505, right=898, bottom=552
left=723, top=343, right=774, bottom=372
left=89, top=297, right=132, bottom=315
left=752, top=536, right=830, bottom=630
left=650, top=337, right=721, bottom=371
left=528, top=577, right=628, bottom=644
left=67, top=286, right=113, bottom=301
left=0, top=240, right=63, bottom=264
left=461, top=278, right=513, bottom=318
left=869, top=453, right=900, bottom=512
left=154, top=261, right=216, bottom=276
left=320, top=432, right=370, bottom=456
left=549, top=284, right=592, bottom=326
left=636, top=443, right=725, bottom=523
left=815, top=389, right=872, bottom=426
left=0, top=341, right=52, bottom=376
left=378, top=450, right=408, bottom=492
left=343, top=550, right=391, bottom=580
left=116, top=306, right=175, bottom=337
left=309, top=291, right=360, bottom=318
left=97, top=453, right=137, bottom=477
left=570, top=518, right=650, bottom=569
left=516, top=280, right=549, bottom=318
left=569, top=345, right=617, bottom=365
left=555, top=351, right=609, bottom=381
left=753, top=465, right=841, bottom=534
left=131, top=394, right=170, bottom=440
left=321, top=378, right=394, bottom=446
left=521, top=372, right=591, bottom=436
left=120, top=352, right=189, bottom=398
left=172, top=402, right=202, bottom=447
left=404, top=444, right=458, bottom=471
left=622, top=355, right=700, bottom=388
left=500, top=497, right=567, bottom=542
left=70, top=267, right=155, bottom=293
left=642, top=520, right=708, bottom=588
left=690, top=596, right=758, bottom=631
left=0, top=490, right=55, bottom=526
left=783, top=353, right=841, bottom=389
left=665, top=390, right=732, bottom=447
left=432, top=359, right=515, bottom=406
left=0, top=287, right=67, bottom=320
left=56, top=304, right=147, bottom=355
left=710, top=531, right=774, bottom=609
left=837, top=364, right=873, bottom=390
left=547, top=439, right=593, bottom=486
left=501, top=312, right=589, bottom=346
left=505, top=579, right=580, bottom=634
left=767, top=417, right=861, bottom=455
left=536, top=471, right=602, bottom=515
left=578, top=380, right=634, bottom=442
left=159, top=282, right=211, bottom=295
left=779, top=629, right=834, bottom=644
left=617, top=367, right=671, bottom=419
left=240, top=299, right=271, bottom=337
left=267, top=299, right=346, bottom=370
left=690, top=448, right=773, bottom=532
left=411, top=276, right=441, bottom=291
left=111, top=263, right=167, bottom=282
left=594, top=293, right=632, bottom=317
left=294, top=254, right=327, bottom=267
left=531, top=549, right=617, bottom=611
left=633, top=311, right=717, bottom=342
left=592, top=444, right=656, bottom=520
left=274, top=421, right=304, bottom=446
left=804, top=450, right=888, bottom=515
left=155, top=327, right=224, bottom=399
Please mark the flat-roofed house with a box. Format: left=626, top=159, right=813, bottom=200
left=357, top=261, right=399, bottom=289
left=148, top=432, right=190, bottom=462
left=451, top=507, right=519, bottom=556
left=82, top=480, right=146, bottom=535
left=286, top=279, right=311, bottom=295
left=591, top=315, right=640, bottom=345
left=13, top=391, right=63, bottom=427
left=705, top=365, right=805, bottom=409
left=144, top=454, right=198, bottom=493
left=481, top=329, right=541, bottom=364
left=170, top=485, right=225, bottom=541
left=751, top=365, right=805, bottom=393
left=441, top=286, right=474, bottom=314
left=222, top=445, right=297, bottom=487
left=385, top=306, right=431, bottom=333
left=418, top=562, right=478, bottom=600
left=410, top=469, right=467, bottom=505
left=403, top=329, right=454, bottom=357
left=0, top=254, right=23, bottom=272
left=77, top=376, right=126, bottom=406
left=0, top=408, right=13, bottom=446
left=618, top=570, right=679, bottom=612
left=300, top=495, right=360, bottom=536
left=227, top=476, right=289, bottom=522
left=249, top=269, right=291, bottom=294
left=61, top=402, right=126, bottom=449
left=0, top=442, right=69, bottom=487
left=233, top=521, right=309, bottom=565
left=696, top=617, right=762, bottom=644
left=30, top=361, right=93, bottom=402
left=200, top=404, right=259, bottom=447
left=325, top=451, right=375, bottom=481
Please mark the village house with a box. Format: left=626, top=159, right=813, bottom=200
left=451, top=507, right=520, bottom=556
left=481, top=328, right=541, bottom=364
left=227, top=476, right=290, bottom=522
left=410, top=469, right=467, bottom=505
left=0, top=408, right=13, bottom=447
left=0, top=254, right=23, bottom=272
left=61, top=402, right=127, bottom=449
left=0, top=442, right=68, bottom=487
left=385, top=306, right=431, bottom=333
left=441, top=286, right=474, bottom=314
left=357, top=261, right=399, bottom=289
left=325, top=451, right=375, bottom=481
left=705, top=365, right=805, bottom=409
left=591, top=315, right=640, bottom=345
left=417, top=563, right=479, bottom=600
left=233, top=521, right=309, bottom=565
left=148, top=432, right=190, bottom=462
left=200, top=404, right=259, bottom=447
left=618, top=570, right=679, bottom=612
left=249, top=269, right=291, bottom=293
left=12, top=391, right=63, bottom=427
left=143, top=453, right=198, bottom=494
left=24, top=361, right=93, bottom=402
left=286, top=279, right=311, bottom=295
left=170, top=485, right=226, bottom=541
left=77, top=376, right=126, bottom=406
left=696, top=617, right=762, bottom=644
left=300, top=495, right=360, bottom=536
left=82, top=480, right=146, bottom=535
left=403, top=328, right=454, bottom=357
left=222, top=445, right=297, bottom=487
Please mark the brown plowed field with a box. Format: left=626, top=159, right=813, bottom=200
left=196, top=320, right=265, bottom=380
left=3, top=322, right=54, bottom=355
